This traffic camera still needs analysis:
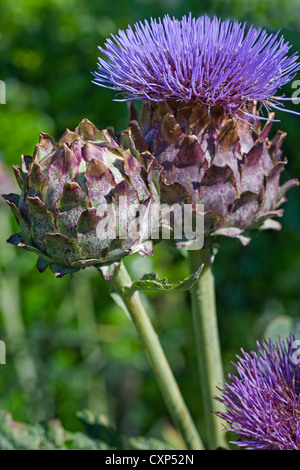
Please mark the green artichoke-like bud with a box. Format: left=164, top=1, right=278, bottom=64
left=130, top=101, right=299, bottom=246
left=3, top=119, right=158, bottom=278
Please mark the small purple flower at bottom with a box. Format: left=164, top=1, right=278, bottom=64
left=215, top=335, right=300, bottom=450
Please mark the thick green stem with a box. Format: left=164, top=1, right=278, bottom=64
left=0, top=209, right=43, bottom=420
left=72, top=271, right=110, bottom=418
left=188, top=248, right=227, bottom=450
left=108, top=261, right=204, bottom=451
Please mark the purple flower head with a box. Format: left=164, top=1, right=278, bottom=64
left=216, top=335, right=300, bottom=450
left=93, top=14, right=300, bottom=121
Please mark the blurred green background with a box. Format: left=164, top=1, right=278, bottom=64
left=0, top=0, right=300, bottom=448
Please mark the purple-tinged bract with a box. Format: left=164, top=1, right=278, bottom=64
left=93, top=15, right=300, bottom=120
left=216, top=335, right=300, bottom=450
left=2, top=119, right=158, bottom=279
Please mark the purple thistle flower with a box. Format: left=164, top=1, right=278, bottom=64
left=216, top=335, right=300, bottom=450
left=93, top=14, right=300, bottom=121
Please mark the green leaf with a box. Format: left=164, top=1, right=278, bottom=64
left=124, top=265, right=203, bottom=295
left=0, top=410, right=181, bottom=450
left=0, top=411, right=111, bottom=450
left=0, top=411, right=49, bottom=450
left=76, top=410, right=120, bottom=448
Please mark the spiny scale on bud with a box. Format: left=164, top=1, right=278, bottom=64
left=2, top=119, right=158, bottom=278
left=130, top=101, right=299, bottom=246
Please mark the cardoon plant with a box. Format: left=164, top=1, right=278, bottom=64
left=3, top=12, right=299, bottom=452
left=94, top=14, right=300, bottom=449
left=215, top=335, right=300, bottom=450
left=3, top=119, right=203, bottom=450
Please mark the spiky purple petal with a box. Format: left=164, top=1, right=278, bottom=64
left=93, top=14, right=300, bottom=121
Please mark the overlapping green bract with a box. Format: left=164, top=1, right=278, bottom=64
left=130, top=101, right=299, bottom=246
left=3, top=119, right=159, bottom=278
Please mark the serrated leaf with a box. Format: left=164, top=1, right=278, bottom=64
left=124, top=265, right=203, bottom=295
left=0, top=411, right=47, bottom=450
left=0, top=411, right=111, bottom=450
left=43, top=419, right=66, bottom=448
left=0, top=410, right=179, bottom=450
